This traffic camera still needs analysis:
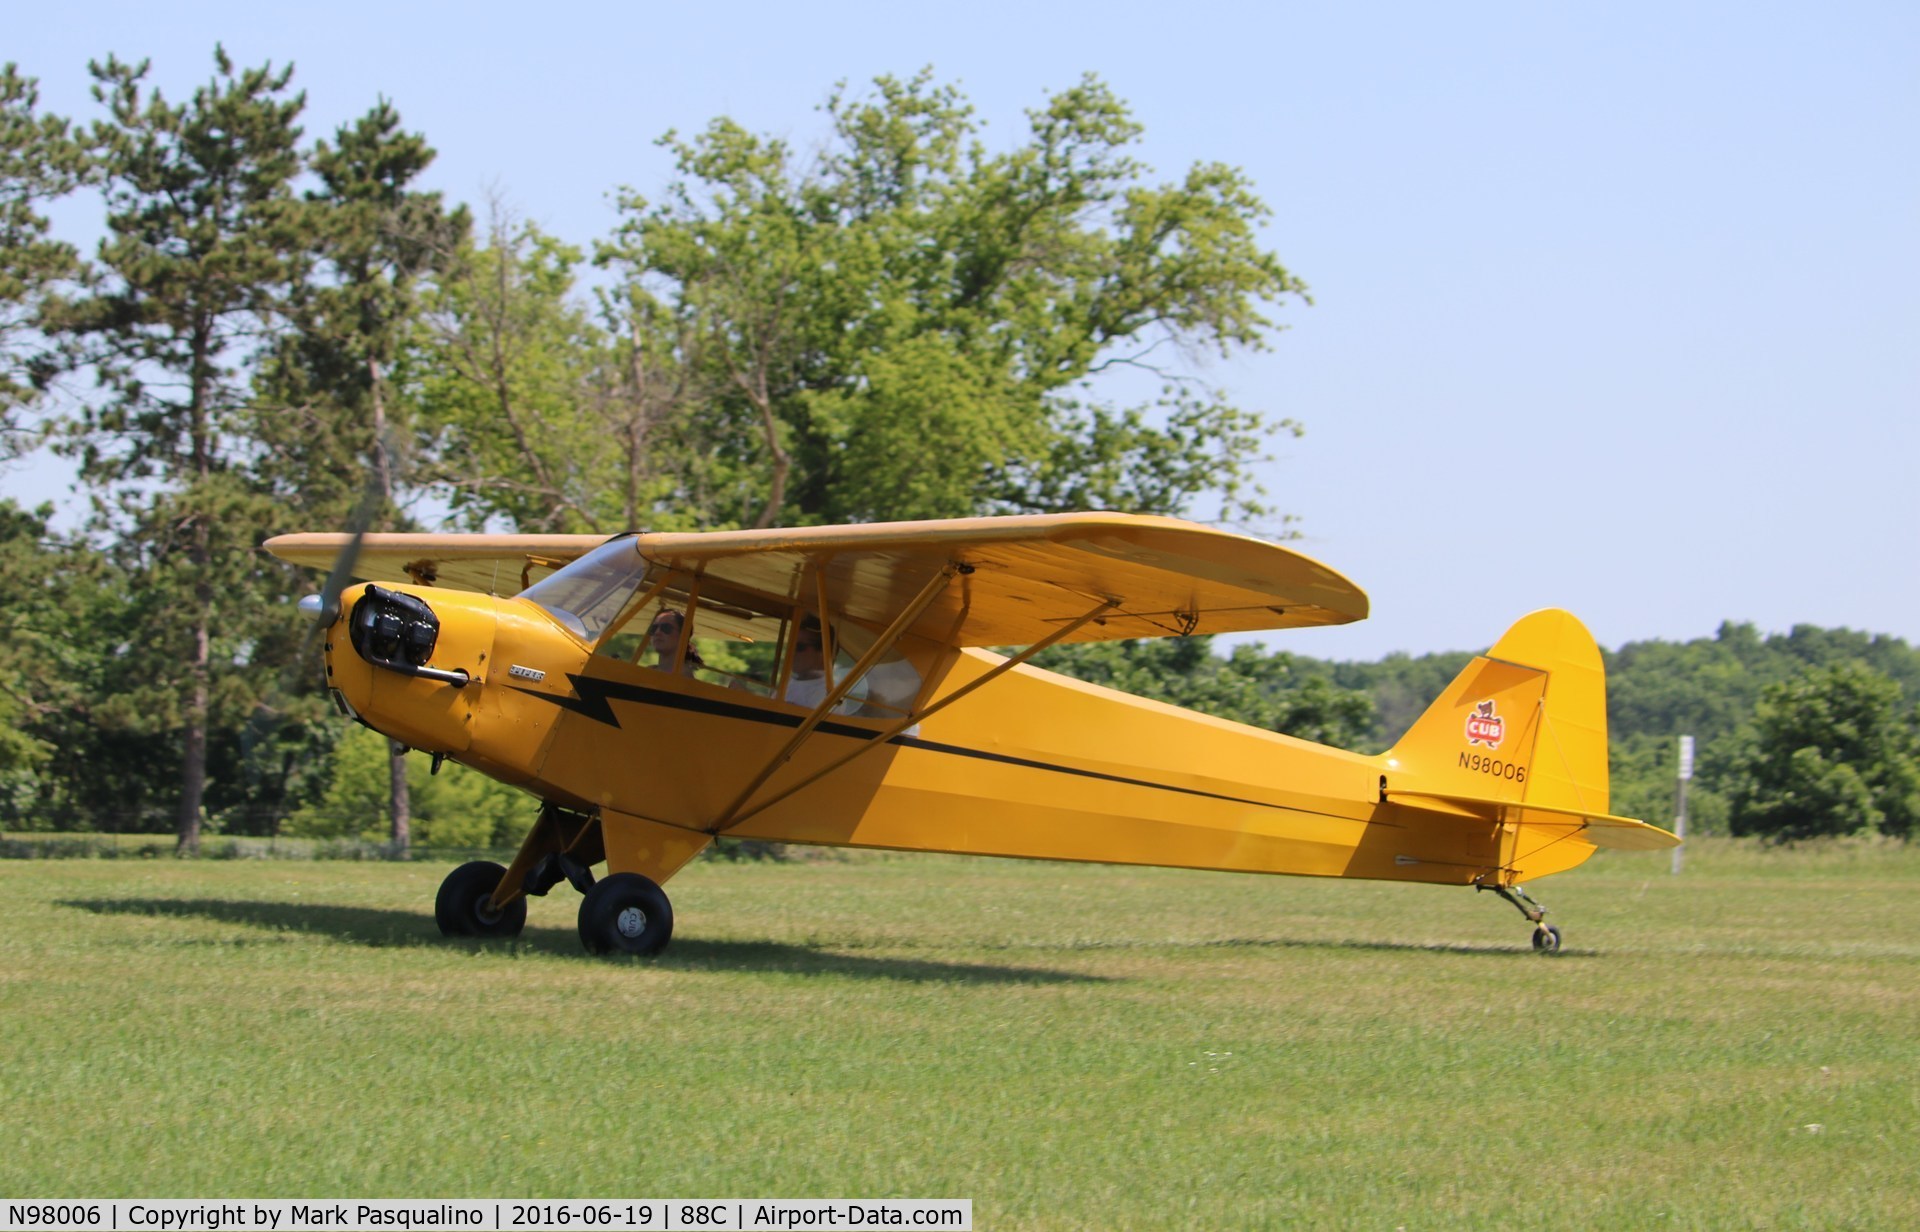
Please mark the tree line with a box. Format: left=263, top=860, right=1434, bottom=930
left=3, top=49, right=1912, bottom=850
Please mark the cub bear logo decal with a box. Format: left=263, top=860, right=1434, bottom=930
left=1466, top=700, right=1505, bottom=749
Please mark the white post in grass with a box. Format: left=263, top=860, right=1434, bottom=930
left=1673, top=735, right=1694, bottom=875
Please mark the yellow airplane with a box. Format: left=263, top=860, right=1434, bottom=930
left=266, top=512, right=1678, bottom=957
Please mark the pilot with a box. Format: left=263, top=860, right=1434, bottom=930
left=645, top=610, right=705, bottom=678
left=779, top=621, right=834, bottom=708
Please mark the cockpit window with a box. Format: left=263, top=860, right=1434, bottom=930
left=519, top=536, right=650, bottom=643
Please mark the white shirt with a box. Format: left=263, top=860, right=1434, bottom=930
left=781, top=671, right=860, bottom=713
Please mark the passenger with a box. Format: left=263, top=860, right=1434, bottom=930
left=645, top=610, right=705, bottom=678
left=779, top=622, right=833, bottom=709
left=779, top=620, right=865, bottom=712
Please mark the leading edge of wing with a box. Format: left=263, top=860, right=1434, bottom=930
left=263, top=532, right=611, bottom=594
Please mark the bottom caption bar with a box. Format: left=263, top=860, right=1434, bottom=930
left=1, top=1202, right=972, bottom=1232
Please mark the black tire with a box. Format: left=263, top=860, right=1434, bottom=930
left=434, top=860, right=528, bottom=938
left=578, top=872, right=674, bottom=956
left=1531, top=923, right=1563, bottom=954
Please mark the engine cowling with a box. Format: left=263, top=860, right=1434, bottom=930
left=326, top=583, right=496, bottom=755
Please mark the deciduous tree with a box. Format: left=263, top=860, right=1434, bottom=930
left=1724, top=661, right=1920, bottom=841
left=582, top=70, right=1307, bottom=531
left=414, top=204, right=614, bottom=532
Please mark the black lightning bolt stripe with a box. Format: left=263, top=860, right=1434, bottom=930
left=506, top=676, right=1307, bottom=813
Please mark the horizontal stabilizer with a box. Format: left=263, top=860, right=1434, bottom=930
left=1385, top=790, right=1681, bottom=851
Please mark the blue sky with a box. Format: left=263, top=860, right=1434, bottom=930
left=8, top=1, right=1915, bottom=660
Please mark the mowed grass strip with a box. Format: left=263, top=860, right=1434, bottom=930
left=1, top=840, right=1915, bottom=1229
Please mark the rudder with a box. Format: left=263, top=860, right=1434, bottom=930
left=1382, top=609, right=1611, bottom=817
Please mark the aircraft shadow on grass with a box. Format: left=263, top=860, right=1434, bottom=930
left=1194, top=935, right=1598, bottom=960
left=58, top=897, right=1104, bottom=985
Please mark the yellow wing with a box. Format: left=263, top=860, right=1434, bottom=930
left=266, top=512, right=1368, bottom=648
left=264, top=532, right=610, bottom=594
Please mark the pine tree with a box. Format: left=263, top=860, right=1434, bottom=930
left=0, top=62, right=88, bottom=455
left=56, top=47, right=308, bottom=852
left=256, top=98, right=468, bottom=855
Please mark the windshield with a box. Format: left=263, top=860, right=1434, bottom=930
left=519, top=535, right=650, bottom=642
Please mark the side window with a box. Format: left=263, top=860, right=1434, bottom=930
left=593, top=581, right=787, bottom=695
left=599, top=628, right=648, bottom=663
left=584, top=580, right=927, bottom=725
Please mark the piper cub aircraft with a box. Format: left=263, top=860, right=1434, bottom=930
left=267, top=512, right=1678, bottom=958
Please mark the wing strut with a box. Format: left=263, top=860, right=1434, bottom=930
left=713, top=594, right=1120, bottom=834
left=706, top=564, right=962, bottom=833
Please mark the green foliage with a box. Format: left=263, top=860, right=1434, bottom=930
left=1608, top=730, right=1728, bottom=836
left=1598, top=623, right=1920, bottom=836
left=1324, top=650, right=1477, bottom=753
left=8, top=60, right=1321, bottom=842
left=65, top=48, right=308, bottom=465
left=50, top=46, right=311, bottom=850
left=0, top=501, right=63, bottom=776
left=0, top=498, right=188, bottom=833
left=580, top=69, right=1306, bottom=533
left=411, top=211, right=623, bottom=532
left=1034, top=637, right=1375, bottom=748
left=247, top=97, right=471, bottom=855
left=0, top=63, right=88, bottom=455
left=1723, top=661, right=1920, bottom=841
left=285, top=724, right=531, bottom=847
left=407, top=71, right=1305, bottom=541
left=1000, top=392, right=1297, bottom=533
left=255, top=97, right=468, bottom=526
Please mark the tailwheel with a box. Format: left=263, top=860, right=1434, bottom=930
left=434, top=860, right=528, bottom=939
left=1476, top=879, right=1562, bottom=955
left=578, top=872, right=674, bottom=957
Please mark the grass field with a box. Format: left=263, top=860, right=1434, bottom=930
left=2, top=839, right=1916, bottom=1229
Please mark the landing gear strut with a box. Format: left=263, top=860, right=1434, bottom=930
left=1477, top=880, right=1562, bottom=954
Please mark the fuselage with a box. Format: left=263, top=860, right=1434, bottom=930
left=323, top=583, right=1571, bottom=891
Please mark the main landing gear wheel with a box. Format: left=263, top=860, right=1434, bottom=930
left=435, top=860, right=528, bottom=939
left=578, top=872, right=674, bottom=956
left=1531, top=923, right=1563, bottom=953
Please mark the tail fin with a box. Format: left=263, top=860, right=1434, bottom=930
left=1377, top=610, right=1676, bottom=878
left=1383, top=608, right=1612, bottom=816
